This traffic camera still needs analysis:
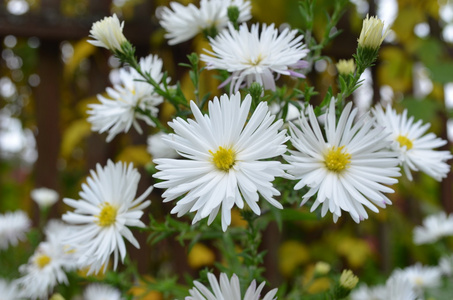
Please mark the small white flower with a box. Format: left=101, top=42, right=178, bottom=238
left=373, top=104, right=452, bottom=181
left=31, top=187, right=59, bottom=208
left=153, top=92, right=288, bottom=231
left=88, top=54, right=166, bottom=142
left=439, top=254, right=453, bottom=276
left=285, top=100, right=401, bottom=222
left=84, top=283, right=124, bottom=300
left=0, top=210, right=30, bottom=250
left=16, top=221, right=76, bottom=300
left=147, top=132, right=179, bottom=159
left=391, top=263, right=442, bottom=293
left=357, top=14, right=389, bottom=49
left=0, top=279, right=21, bottom=300
left=186, top=272, right=278, bottom=300
left=201, top=23, right=309, bottom=93
left=158, top=0, right=252, bottom=45
left=62, top=160, right=152, bottom=274
left=88, top=14, right=128, bottom=53
left=384, top=274, right=417, bottom=300
left=413, top=211, right=453, bottom=245
left=350, top=284, right=385, bottom=300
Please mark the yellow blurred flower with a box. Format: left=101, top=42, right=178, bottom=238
left=336, top=59, right=355, bottom=76
left=188, top=243, right=215, bottom=269
left=278, top=240, right=309, bottom=277
left=314, top=261, right=331, bottom=276
left=231, top=209, right=248, bottom=228
left=129, top=276, right=163, bottom=300
left=337, top=237, right=372, bottom=268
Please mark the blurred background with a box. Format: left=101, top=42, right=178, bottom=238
left=1, top=0, right=453, bottom=294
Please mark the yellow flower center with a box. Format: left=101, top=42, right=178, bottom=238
left=324, top=146, right=351, bottom=173
left=209, top=146, right=235, bottom=171
left=96, top=203, right=118, bottom=227
left=396, top=135, right=413, bottom=150
left=35, top=254, right=51, bottom=269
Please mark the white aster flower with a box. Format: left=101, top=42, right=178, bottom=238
left=16, top=222, right=76, bottom=300
left=0, top=279, right=21, bottom=300
left=391, top=263, right=442, bottom=294
left=158, top=0, right=251, bottom=45
left=84, top=283, right=124, bottom=300
left=439, top=254, right=453, bottom=276
left=413, top=211, right=453, bottom=245
left=31, top=187, right=59, bottom=208
left=88, top=14, right=128, bottom=53
left=350, top=284, right=385, bottom=300
left=0, top=210, right=31, bottom=250
left=147, top=132, right=179, bottom=159
left=201, top=23, right=309, bottom=93
left=384, top=274, right=417, bottom=300
left=285, top=100, right=401, bottom=222
left=62, top=160, right=152, bottom=274
left=186, top=272, right=278, bottom=300
left=373, top=104, right=452, bottom=181
left=153, top=92, right=288, bottom=231
left=88, top=54, right=166, bottom=142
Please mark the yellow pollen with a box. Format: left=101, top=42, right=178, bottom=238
left=209, top=146, right=235, bottom=171
left=96, top=203, right=118, bottom=227
left=414, top=277, right=423, bottom=286
left=35, top=254, right=51, bottom=269
left=324, top=146, right=351, bottom=172
left=396, top=135, right=413, bottom=150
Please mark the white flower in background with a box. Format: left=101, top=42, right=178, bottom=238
left=153, top=92, right=288, bottom=231
left=16, top=221, right=77, bottom=300
left=158, top=0, right=252, bottom=45
left=186, top=272, right=278, bottom=300
left=350, top=284, right=385, bottom=300
left=201, top=23, right=309, bottom=93
left=285, top=100, right=401, bottom=223
left=62, top=160, right=152, bottom=274
left=0, top=279, right=21, bottom=300
left=88, top=54, right=166, bottom=142
left=357, top=14, right=389, bottom=50
left=147, top=132, right=179, bottom=159
left=84, top=283, right=123, bottom=300
left=373, top=105, right=452, bottom=181
left=31, top=187, right=59, bottom=208
left=391, top=263, right=442, bottom=293
left=413, top=212, right=453, bottom=245
left=384, top=274, right=417, bottom=300
left=0, top=210, right=31, bottom=250
left=88, top=14, right=128, bottom=53
left=439, top=254, right=453, bottom=276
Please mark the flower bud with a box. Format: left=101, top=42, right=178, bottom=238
left=31, top=187, right=59, bottom=209
left=339, top=269, right=359, bottom=289
left=358, top=14, right=389, bottom=50
left=336, top=59, right=355, bottom=76
left=88, top=14, right=128, bottom=53
left=314, top=261, right=331, bottom=276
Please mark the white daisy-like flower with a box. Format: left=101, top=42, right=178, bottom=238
left=384, top=274, right=417, bottom=300
left=201, top=23, right=309, bottom=93
left=84, top=283, right=124, bottom=300
left=147, top=132, right=179, bottom=159
left=62, top=160, right=152, bottom=274
left=413, top=211, right=453, bottom=245
left=16, top=221, right=77, bottom=300
left=350, top=284, right=385, bottom=300
left=186, top=272, right=278, bottom=300
left=153, top=92, right=288, bottom=231
left=158, top=0, right=252, bottom=45
left=439, top=254, right=453, bottom=276
left=31, top=187, right=59, bottom=208
left=284, top=100, right=401, bottom=222
left=88, top=14, right=128, bottom=53
left=0, top=210, right=31, bottom=250
left=88, top=54, right=166, bottom=142
left=0, top=279, right=21, bottom=300
left=373, top=105, right=452, bottom=181
left=391, top=263, right=442, bottom=293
